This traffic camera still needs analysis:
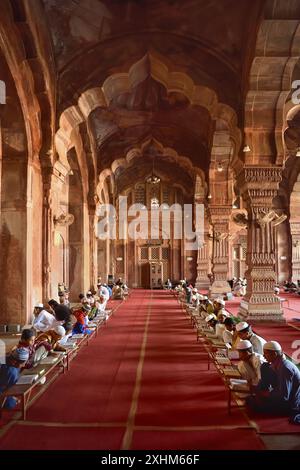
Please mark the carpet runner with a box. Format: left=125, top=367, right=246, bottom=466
left=0, top=290, right=264, bottom=450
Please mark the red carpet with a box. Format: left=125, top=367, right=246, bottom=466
left=135, top=295, right=252, bottom=428
left=0, top=290, right=264, bottom=450
left=247, top=411, right=300, bottom=434
left=224, top=295, right=300, bottom=434
left=0, top=424, right=125, bottom=450
left=226, top=297, right=300, bottom=359
left=18, top=294, right=148, bottom=424
left=251, top=323, right=300, bottom=359
left=131, top=429, right=265, bottom=450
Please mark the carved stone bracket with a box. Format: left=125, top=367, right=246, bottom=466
left=244, top=167, right=282, bottom=184
left=53, top=213, right=74, bottom=227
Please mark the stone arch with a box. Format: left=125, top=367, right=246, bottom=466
left=0, top=0, right=59, bottom=323
left=55, top=53, right=241, bottom=173
left=0, top=0, right=56, bottom=166
left=0, top=45, right=44, bottom=326
left=67, top=147, right=90, bottom=299
left=97, top=138, right=207, bottom=200
left=244, top=0, right=300, bottom=166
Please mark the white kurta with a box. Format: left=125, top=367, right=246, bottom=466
left=216, top=308, right=230, bottom=319
left=237, top=353, right=265, bottom=385
left=223, top=329, right=233, bottom=344
left=33, top=310, right=56, bottom=332
left=249, top=333, right=266, bottom=356
left=215, top=323, right=225, bottom=340
left=98, top=286, right=110, bottom=300
left=97, top=286, right=110, bottom=309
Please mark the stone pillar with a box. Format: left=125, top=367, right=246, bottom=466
left=238, top=167, right=284, bottom=322
left=42, top=172, right=53, bottom=302
left=276, top=217, right=292, bottom=284
left=89, top=204, right=98, bottom=290
left=0, top=156, right=29, bottom=328
left=290, top=222, right=300, bottom=283
left=208, top=206, right=232, bottom=297
left=195, top=229, right=210, bottom=290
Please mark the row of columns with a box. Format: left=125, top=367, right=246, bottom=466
left=196, top=167, right=286, bottom=322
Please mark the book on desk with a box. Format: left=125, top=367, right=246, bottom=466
left=16, top=374, right=39, bottom=385
left=215, top=356, right=231, bottom=365
left=229, top=378, right=250, bottom=391
left=223, top=367, right=241, bottom=378
left=39, top=356, right=59, bottom=365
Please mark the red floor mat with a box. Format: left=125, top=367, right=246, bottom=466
left=25, top=296, right=148, bottom=424
left=0, top=424, right=125, bottom=450
left=135, top=296, right=250, bottom=428
left=131, top=429, right=265, bottom=450
left=0, top=290, right=263, bottom=450
left=225, top=296, right=300, bottom=434
left=250, top=323, right=300, bottom=359
left=247, top=410, right=300, bottom=434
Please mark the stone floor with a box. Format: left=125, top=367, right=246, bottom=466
left=261, top=434, right=300, bottom=450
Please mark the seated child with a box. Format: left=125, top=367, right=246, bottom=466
left=34, top=325, right=66, bottom=353
left=72, top=303, right=92, bottom=335
left=14, top=328, right=38, bottom=369
left=0, top=348, right=29, bottom=409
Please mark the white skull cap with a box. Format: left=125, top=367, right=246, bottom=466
left=236, top=321, right=249, bottom=332
left=236, top=339, right=252, bottom=350
left=205, top=314, right=216, bottom=322
left=263, top=341, right=282, bottom=352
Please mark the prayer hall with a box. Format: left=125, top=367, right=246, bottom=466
left=1, top=0, right=300, bottom=453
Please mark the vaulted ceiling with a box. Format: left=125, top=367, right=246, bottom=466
left=43, top=0, right=265, bottom=114
left=40, top=0, right=265, bottom=196
left=3, top=0, right=300, bottom=204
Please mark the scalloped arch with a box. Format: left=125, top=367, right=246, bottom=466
left=55, top=53, right=241, bottom=164
left=96, top=138, right=207, bottom=200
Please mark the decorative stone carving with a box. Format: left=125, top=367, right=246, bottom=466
left=208, top=205, right=232, bottom=297
left=53, top=213, right=75, bottom=227
left=42, top=181, right=53, bottom=303
left=231, top=211, right=248, bottom=228
left=238, top=166, right=284, bottom=322
left=290, top=222, right=300, bottom=282
left=244, top=167, right=282, bottom=183
left=195, top=231, right=210, bottom=290
left=256, top=210, right=287, bottom=228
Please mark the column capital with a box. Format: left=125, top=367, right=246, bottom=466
left=238, top=166, right=282, bottom=205
left=207, top=205, right=232, bottom=224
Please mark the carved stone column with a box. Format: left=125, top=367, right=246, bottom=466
left=276, top=216, right=292, bottom=284
left=42, top=171, right=53, bottom=302
left=195, top=227, right=210, bottom=290
left=88, top=202, right=98, bottom=290
left=238, top=167, right=284, bottom=322
left=1, top=155, right=34, bottom=327
left=208, top=205, right=232, bottom=297
left=290, top=222, right=300, bottom=282
left=194, top=180, right=210, bottom=290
